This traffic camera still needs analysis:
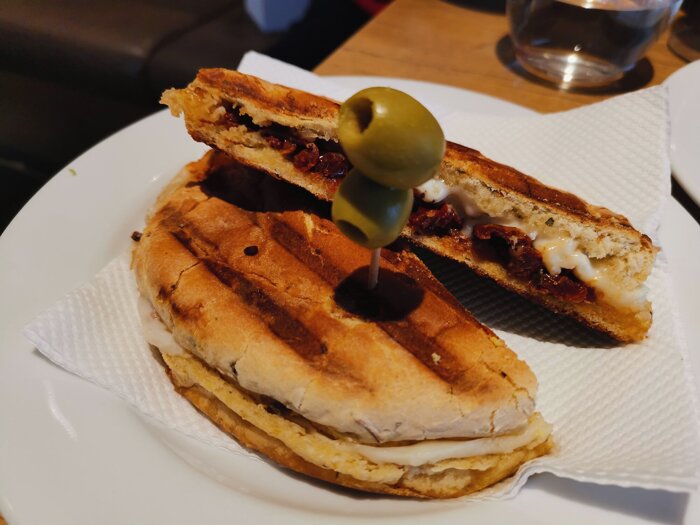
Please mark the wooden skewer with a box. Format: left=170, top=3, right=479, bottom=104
left=368, top=248, right=381, bottom=289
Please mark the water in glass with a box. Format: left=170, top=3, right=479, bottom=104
left=507, top=0, right=682, bottom=87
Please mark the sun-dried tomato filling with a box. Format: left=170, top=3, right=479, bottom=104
left=219, top=104, right=593, bottom=304
left=472, top=223, right=592, bottom=303
left=410, top=195, right=593, bottom=303
left=219, top=104, right=350, bottom=180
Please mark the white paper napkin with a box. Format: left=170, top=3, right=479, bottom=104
left=24, top=53, right=700, bottom=500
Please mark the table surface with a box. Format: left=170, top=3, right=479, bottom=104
left=0, top=1, right=695, bottom=524
left=316, top=0, right=700, bottom=223
left=316, top=0, right=686, bottom=112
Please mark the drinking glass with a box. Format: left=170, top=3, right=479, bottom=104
left=507, top=0, right=683, bottom=88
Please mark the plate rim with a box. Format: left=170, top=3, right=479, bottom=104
left=665, top=60, right=700, bottom=206
left=1, top=74, right=698, bottom=525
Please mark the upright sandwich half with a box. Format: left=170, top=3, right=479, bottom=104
left=132, top=151, right=552, bottom=498
left=162, top=69, right=657, bottom=343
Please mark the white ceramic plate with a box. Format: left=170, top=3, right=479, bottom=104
left=666, top=60, right=700, bottom=205
left=1, top=77, right=699, bottom=525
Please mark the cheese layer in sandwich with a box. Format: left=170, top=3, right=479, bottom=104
left=132, top=151, right=552, bottom=499
left=161, top=69, right=657, bottom=343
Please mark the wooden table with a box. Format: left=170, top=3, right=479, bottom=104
left=316, top=0, right=699, bottom=221
left=317, top=0, right=685, bottom=112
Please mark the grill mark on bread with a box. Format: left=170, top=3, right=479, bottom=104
left=158, top=172, right=508, bottom=387
left=169, top=228, right=328, bottom=361
left=266, top=215, right=475, bottom=384
left=198, top=69, right=339, bottom=121
left=268, top=217, right=346, bottom=284
left=444, top=142, right=590, bottom=216
left=169, top=299, right=202, bottom=321
left=204, top=260, right=328, bottom=361
left=157, top=280, right=202, bottom=322
left=378, top=321, right=464, bottom=384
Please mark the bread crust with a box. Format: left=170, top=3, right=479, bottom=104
left=161, top=69, right=656, bottom=342
left=163, top=350, right=552, bottom=499
left=132, top=151, right=538, bottom=444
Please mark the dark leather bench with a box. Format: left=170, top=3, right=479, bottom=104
left=0, top=0, right=370, bottom=232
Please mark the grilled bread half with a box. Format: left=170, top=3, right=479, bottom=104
left=161, top=69, right=657, bottom=343
left=132, top=151, right=552, bottom=498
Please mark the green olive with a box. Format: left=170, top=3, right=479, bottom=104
left=338, top=87, right=445, bottom=190
left=332, top=169, right=413, bottom=249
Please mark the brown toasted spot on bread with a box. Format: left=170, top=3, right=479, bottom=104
left=209, top=262, right=329, bottom=361
left=268, top=217, right=346, bottom=284
left=378, top=321, right=464, bottom=384
left=170, top=218, right=329, bottom=363
left=445, top=143, right=588, bottom=215
left=197, top=68, right=339, bottom=122
left=169, top=298, right=202, bottom=322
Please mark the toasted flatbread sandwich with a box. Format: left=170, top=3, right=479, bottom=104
left=162, top=69, right=657, bottom=343
left=132, top=151, right=552, bottom=498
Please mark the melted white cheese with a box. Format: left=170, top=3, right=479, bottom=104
left=349, top=414, right=550, bottom=467
left=534, top=237, right=596, bottom=280
left=416, top=178, right=450, bottom=203
left=533, top=237, right=646, bottom=309
left=415, top=179, right=646, bottom=310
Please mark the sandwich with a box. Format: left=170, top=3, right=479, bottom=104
left=161, top=69, right=657, bottom=343
left=132, top=150, right=552, bottom=498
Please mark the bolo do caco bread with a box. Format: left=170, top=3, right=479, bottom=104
left=132, top=151, right=553, bottom=498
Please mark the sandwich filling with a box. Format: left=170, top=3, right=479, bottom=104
left=140, top=297, right=551, bottom=475
left=212, top=102, right=350, bottom=181
left=413, top=179, right=648, bottom=311
left=206, top=102, right=647, bottom=313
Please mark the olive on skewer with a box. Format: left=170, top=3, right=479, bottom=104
left=332, top=168, right=413, bottom=249
left=338, top=87, right=445, bottom=190
left=333, top=87, right=445, bottom=288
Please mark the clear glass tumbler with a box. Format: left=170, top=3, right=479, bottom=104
left=507, top=0, right=682, bottom=88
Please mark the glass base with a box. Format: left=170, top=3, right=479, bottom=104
left=514, top=47, right=626, bottom=89
left=668, top=16, right=700, bottom=62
